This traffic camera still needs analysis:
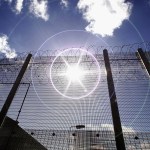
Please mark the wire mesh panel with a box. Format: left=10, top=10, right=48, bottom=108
left=124, top=132, right=150, bottom=149
left=0, top=42, right=150, bottom=149
left=25, top=129, right=117, bottom=150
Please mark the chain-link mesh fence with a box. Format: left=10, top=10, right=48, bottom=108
left=0, top=42, right=150, bottom=149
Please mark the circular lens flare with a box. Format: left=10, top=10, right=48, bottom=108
left=50, top=48, right=101, bottom=99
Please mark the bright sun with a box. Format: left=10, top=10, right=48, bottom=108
left=50, top=48, right=101, bottom=99
left=65, top=65, right=83, bottom=83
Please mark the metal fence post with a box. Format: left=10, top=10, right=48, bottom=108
left=0, top=54, right=32, bottom=127
left=103, top=49, right=126, bottom=150
left=137, top=48, right=150, bottom=76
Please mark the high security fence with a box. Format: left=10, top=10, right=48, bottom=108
left=0, top=42, right=150, bottom=149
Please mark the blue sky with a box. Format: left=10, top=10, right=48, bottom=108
left=0, top=0, right=150, bottom=58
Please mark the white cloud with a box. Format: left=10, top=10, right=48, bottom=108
left=60, top=0, right=68, bottom=8
left=15, top=0, right=24, bottom=14
left=87, top=123, right=135, bottom=132
left=101, top=124, right=135, bottom=132
left=29, top=0, right=49, bottom=21
left=77, top=0, right=133, bottom=37
left=0, top=34, right=17, bottom=59
left=4, top=0, right=49, bottom=21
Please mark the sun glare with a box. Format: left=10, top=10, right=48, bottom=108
left=50, top=48, right=101, bottom=99
left=65, top=65, right=83, bottom=83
